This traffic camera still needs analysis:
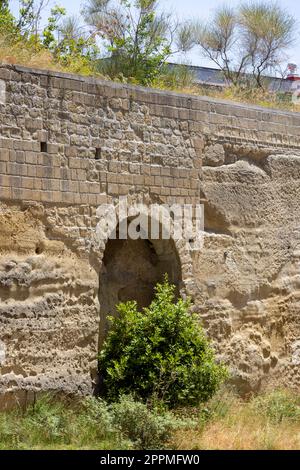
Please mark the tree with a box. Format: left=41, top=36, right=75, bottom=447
left=193, top=1, right=296, bottom=87
left=42, top=6, right=99, bottom=70
left=0, top=1, right=51, bottom=44
left=0, top=0, right=18, bottom=38
left=82, top=0, right=190, bottom=85
left=17, top=1, right=50, bottom=39
left=239, top=2, right=296, bottom=87
left=99, top=277, right=228, bottom=407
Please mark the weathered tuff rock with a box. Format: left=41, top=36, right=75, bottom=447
left=1, top=65, right=300, bottom=405
left=203, top=143, right=225, bottom=167
left=0, top=203, right=99, bottom=406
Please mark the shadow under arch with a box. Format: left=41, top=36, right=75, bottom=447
left=98, top=215, right=182, bottom=353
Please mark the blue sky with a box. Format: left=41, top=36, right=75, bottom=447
left=10, top=0, right=300, bottom=68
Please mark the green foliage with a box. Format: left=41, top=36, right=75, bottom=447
left=2, top=391, right=300, bottom=450
left=0, top=1, right=98, bottom=76
left=0, top=396, right=67, bottom=448
left=0, top=0, right=19, bottom=39
left=18, top=0, right=35, bottom=32
left=110, top=394, right=191, bottom=449
left=153, top=64, right=196, bottom=90
left=42, top=5, right=66, bottom=49
left=99, top=277, right=228, bottom=407
left=252, top=390, right=300, bottom=423
left=197, top=387, right=238, bottom=427
left=0, top=0, right=192, bottom=84
left=24, top=396, right=69, bottom=443
left=42, top=7, right=99, bottom=73
left=84, top=0, right=184, bottom=85
left=0, top=393, right=193, bottom=450
left=0, top=394, right=125, bottom=450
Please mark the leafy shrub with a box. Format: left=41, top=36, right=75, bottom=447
left=111, top=394, right=185, bottom=449
left=75, top=396, right=117, bottom=445
left=252, top=390, right=300, bottom=423
left=82, top=397, right=114, bottom=431
left=0, top=1, right=18, bottom=39
left=99, top=277, right=228, bottom=407
left=83, top=0, right=184, bottom=86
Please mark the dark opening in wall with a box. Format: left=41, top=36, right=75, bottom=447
left=95, top=148, right=101, bottom=160
left=98, top=219, right=182, bottom=353
left=40, top=142, right=48, bottom=153
left=35, top=242, right=44, bottom=255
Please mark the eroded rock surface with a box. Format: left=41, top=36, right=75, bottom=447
left=195, top=150, right=300, bottom=393
left=0, top=203, right=99, bottom=406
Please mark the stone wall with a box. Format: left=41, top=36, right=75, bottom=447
left=1, top=64, right=300, bottom=404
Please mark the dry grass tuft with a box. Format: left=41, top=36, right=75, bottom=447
left=164, top=83, right=300, bottom=113
left=0, top=35, right=103, bottom=77
left=171, top=389, right=300, bottom=450
left=0, top=37, right=63, bottom=72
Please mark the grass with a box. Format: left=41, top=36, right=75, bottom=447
left=171, top=389, right=300, bottom=450
left=195, top=85, right=300, bottom=113
left=0, top=35, right=63, bottom=72
left=159, top=81, right=300, bottom=113
left=153, top=65, right=300, bottom=112
left=0, top=395, right=127, bottom=450
left=1, top=390, right=300, bottom=450
left=0, top=393, right=191, bottom=450
left=0, top=35, right=102, bottom=77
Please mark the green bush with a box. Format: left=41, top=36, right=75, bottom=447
left=99, top=277, right=228, bottom=407
left=111, top=394, right=185, bottom=449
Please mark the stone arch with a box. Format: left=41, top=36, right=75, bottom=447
left=97, top=203, right=193, bottom=350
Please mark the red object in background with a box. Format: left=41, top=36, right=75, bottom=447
left=287, top=63, right=300, bottom=80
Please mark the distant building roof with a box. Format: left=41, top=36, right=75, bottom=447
left=169, top=63, right=300, bottom=93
